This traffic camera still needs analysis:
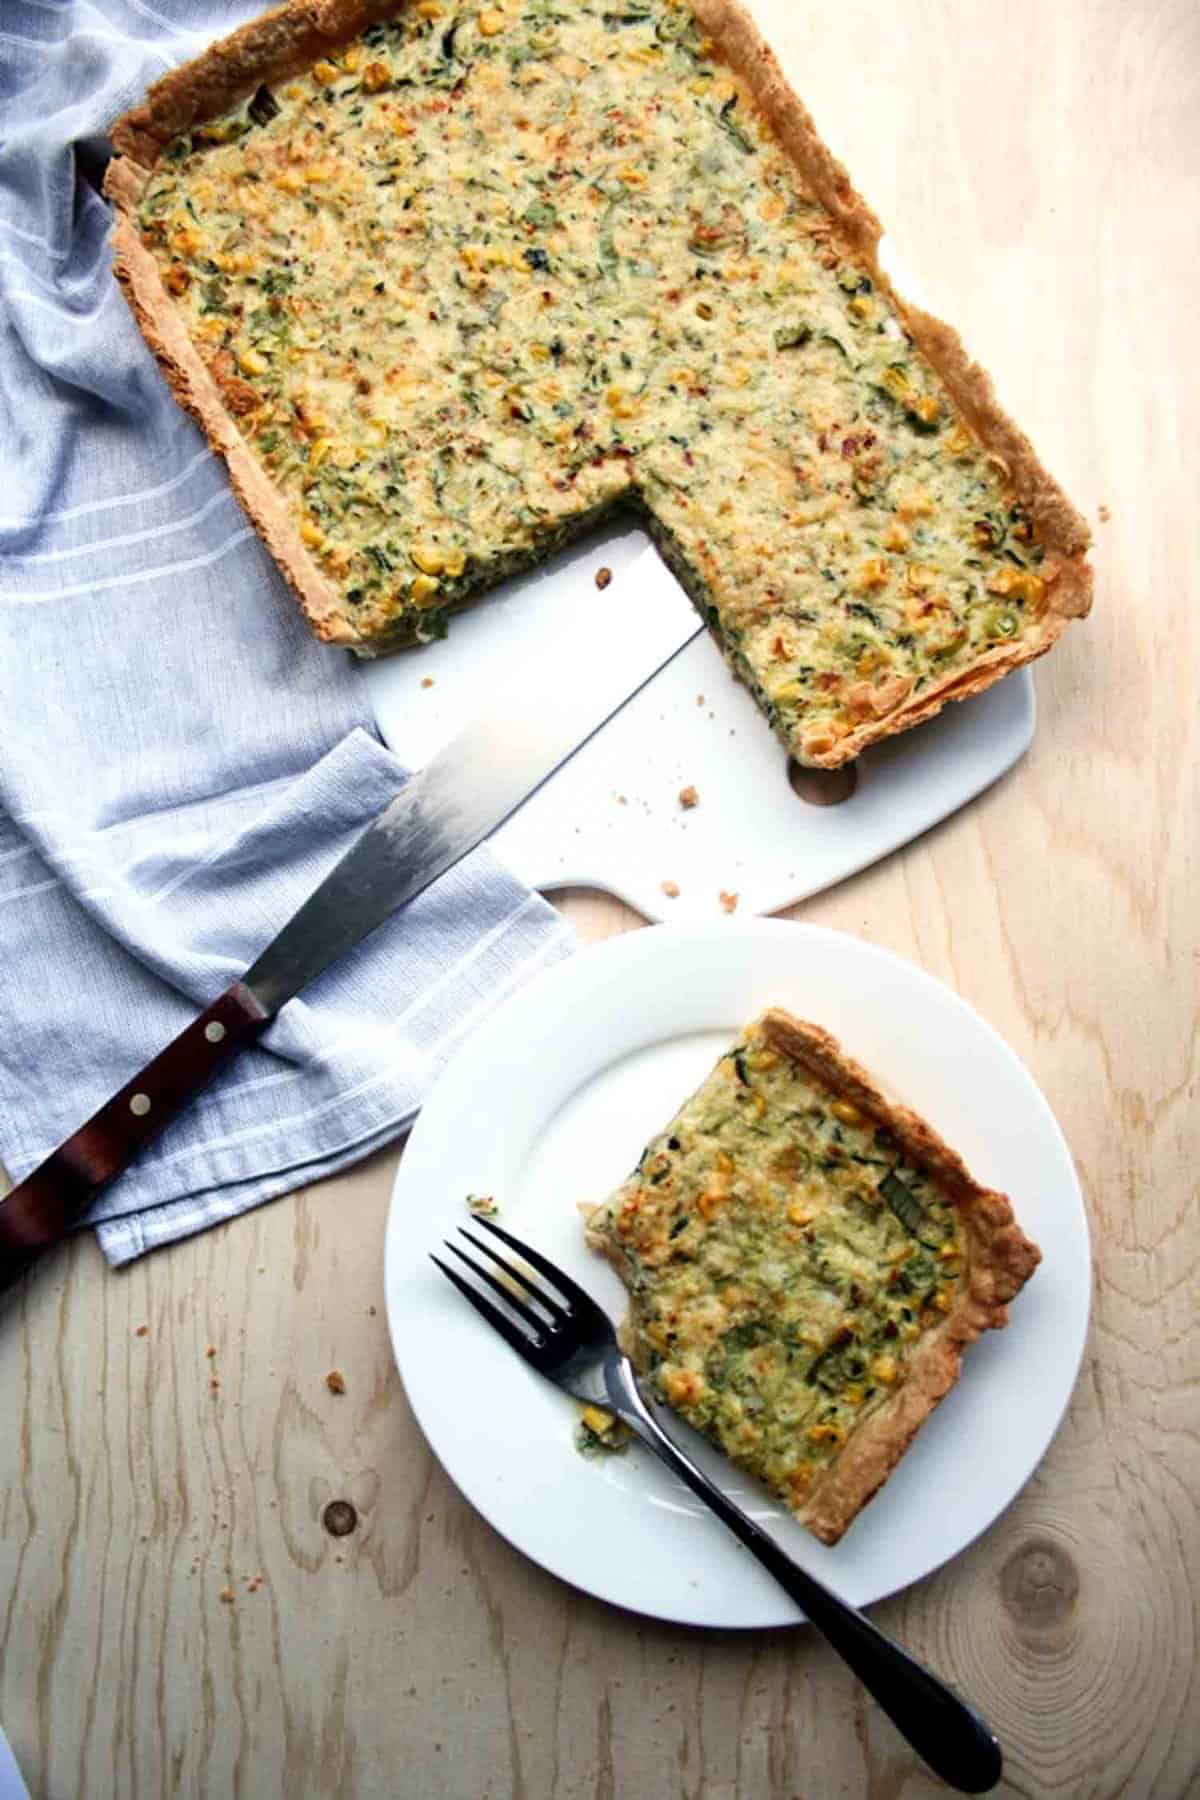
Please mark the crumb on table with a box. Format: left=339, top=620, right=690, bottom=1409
left=206, top=1345, right=217, bottom=1359
left=134, top=1324, right=149, bottom=1338
left=466, top=1193, right=499, bottom=1217
left=325, top=1369, right=347, bottom=1395
left=719, top=890, right=739, bottom=914
left=594, top=566, right=613, bottom=590
left=661, top=880, right=680, bottom=899
left=678, top=785, right=699, bottom=810
left=218, top=1588, right=236, bottom=1606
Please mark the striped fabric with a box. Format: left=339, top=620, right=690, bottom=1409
left=0, top=0, right=575, bottom=1266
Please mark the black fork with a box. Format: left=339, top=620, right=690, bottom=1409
left=433, top=1216, right=1003, bottom=1794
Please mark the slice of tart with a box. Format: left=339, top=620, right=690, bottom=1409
left=584, top=1007, right=1040, bottom=1543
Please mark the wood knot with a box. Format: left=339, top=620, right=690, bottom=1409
left=1000, top=1536, right=1079, bottom=1632
left=787, top=759, right=858, bottom=806
left=322, top=1499, right=358, bottom=1538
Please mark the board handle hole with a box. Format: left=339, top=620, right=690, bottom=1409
left=787, top=759, right=859, bottom=807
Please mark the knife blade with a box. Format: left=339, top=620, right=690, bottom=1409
left=0, top=549, right=703, bottom=1294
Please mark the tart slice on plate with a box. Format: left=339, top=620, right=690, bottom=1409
left=585, top=1007, right=1040, bottom=1543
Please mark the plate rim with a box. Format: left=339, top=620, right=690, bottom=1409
left=385, top=919, right=1090, bottom=1629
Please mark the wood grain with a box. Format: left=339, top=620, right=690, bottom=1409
left=2, top=0, right=1198, bottom=1794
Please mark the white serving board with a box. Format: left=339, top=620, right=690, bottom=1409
left=365, top=529, right=1033, bottom=921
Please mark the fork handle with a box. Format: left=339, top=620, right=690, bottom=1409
left=622, top=1407, right=1002, bottom=1794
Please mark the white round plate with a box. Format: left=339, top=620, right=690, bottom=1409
left=385, top=922, right=1090, bottom=1629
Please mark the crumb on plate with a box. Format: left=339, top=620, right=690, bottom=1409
left=678, top=785, right=699, bottom=810
left=661, top=880, right=680, bottom=899
left=466, top=1193, right=499, bottom=1217
left=719, top=889, right=739, bottom=914
left=594, top=566, right=613, bottom=590
left=420, top=675, right=435, bottom=688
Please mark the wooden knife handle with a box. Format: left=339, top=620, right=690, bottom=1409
left=0, top=981, right=270, bottom=1296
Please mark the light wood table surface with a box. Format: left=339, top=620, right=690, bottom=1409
left=2, top=0, right=1197, bottom=1794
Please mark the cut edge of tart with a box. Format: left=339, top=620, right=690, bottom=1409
left=583, top=1007, right=1041, bottom=1544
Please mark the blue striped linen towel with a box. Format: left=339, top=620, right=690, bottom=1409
left=0, top=0, right=575, bottom=1266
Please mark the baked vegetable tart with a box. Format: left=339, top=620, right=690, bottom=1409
left=106, top=0, right=1092, bottom=767
left=584, top=1008, right=1041, bottom=1543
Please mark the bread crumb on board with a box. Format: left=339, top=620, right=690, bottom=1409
left=134, top=1324, right=149, bottom=1338
left=719, top=890, right=739, bottom=914
left=325, top=1369, right=347, bottom=1395
left=594, top=566, right=613, bottom=589
left=661, top=881, right=680, bottom=899
left=678, top=785, right=699, bottom=810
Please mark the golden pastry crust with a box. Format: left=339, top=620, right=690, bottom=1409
left=105, top=0, right=1092, bottom=765
left=586, top=1006, right=1041, bottom=1544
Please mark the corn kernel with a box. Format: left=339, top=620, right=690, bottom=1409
left=873, top=1354, right=898, bottom=1385
left=854, top=557, right=889, bottom=592
left=410, top=573, right=441, bottom=604
left=580, top=1406, right=614, bottom=1436
left=477, top=8, right=505, bottom=33
left=163, top=263, right=191, bottom=296
left=341, top=46, right=363, bottom=73
left=411, top=546, right=445, bottom=576
left=883, top=522, right=909, bottom=552
left=808, top=1422, right=845, bottom=1448
left=946, top=423, right=973, bottom=456
left=307, top=437, right=332, bottom=469
left=663, top=1370, right=704, bottom=1406
left=987, top=567, right=1046, bottom=610
left=616, top=164, right=646, bottom=186
left=312, top=59, right=339, bottom=84
left=911, top=393, right=941, bottom=426
left=831, top=1098, right=866, bottom=1127
left=697, top=1192, right=724, bottom=1220
left=881, top=366, right=911, bottom=402
left=906, top=563, right=937, bottom=593
left=273, top=171, right=304, bottom=194
left=896, top=489, right=933, bottom=520
left=300, top=517, right=324, bottom=548
left=443, top=549, right=467, bottom=577
left=237, top=346, right=269, bottom=376
left=787, top=1201, right=814, bottom=1226
left=305, top=162, right=336, bottom=184
left=392, top=112, right=414, bottom=136
left=361, top=60, right=390, bottom=92
left=415, top=0, right=443, bottom=15
left=845, top=1383, right=865, bottom=1407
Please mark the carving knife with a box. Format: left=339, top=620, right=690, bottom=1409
left=0, top=550, right=702, bottom=1295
